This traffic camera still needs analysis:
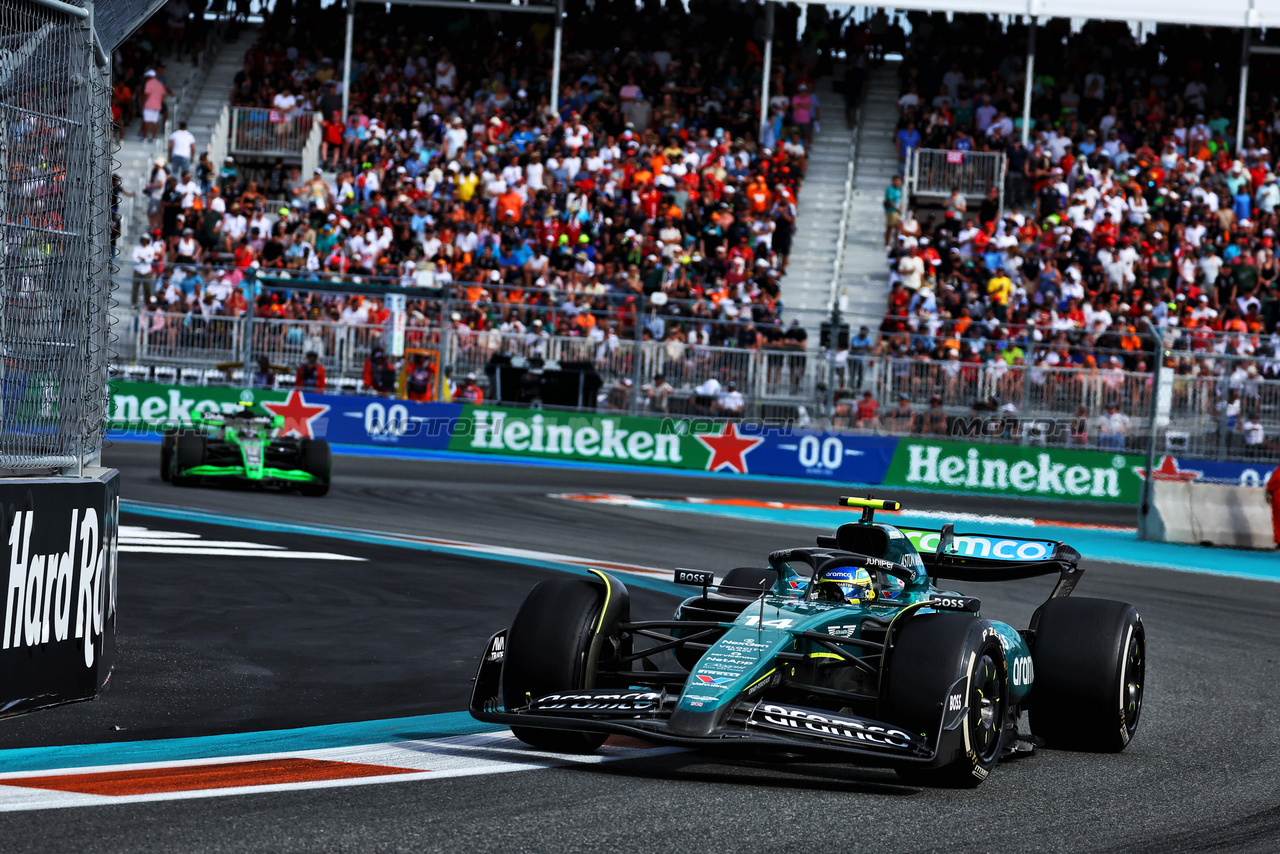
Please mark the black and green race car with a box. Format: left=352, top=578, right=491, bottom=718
left=470, top=497, right=1144, bottom=787
left=160, top=405, right=331, bottom=496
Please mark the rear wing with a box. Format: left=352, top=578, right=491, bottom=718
left=895, top=525, right=1082, bottom=602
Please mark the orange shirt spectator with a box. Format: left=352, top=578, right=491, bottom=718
left=495, top=188, right=523, bottom=223
left=746, top=179, right=771, bottom=213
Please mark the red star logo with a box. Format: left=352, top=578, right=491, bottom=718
left=696, top=423, right=764, bottom=474
left=263, top=390, right=330, bottom=439
left=1132, top=456, right=1202, bottom=482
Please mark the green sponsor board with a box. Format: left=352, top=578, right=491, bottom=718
left=448, top=405, right=715, bottom=470
left=109, top=382, right=287, bottom=430
left=884, top=439, right=1145, bottom=504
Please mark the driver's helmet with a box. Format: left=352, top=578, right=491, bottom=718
left=817, top=567, right=877, bottom=603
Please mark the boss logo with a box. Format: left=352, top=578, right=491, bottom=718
left=947, top=693, right=964, bottom=712
left=930, top=595, right=980, bottom=612
left=675, top=569, right=714, bottom=587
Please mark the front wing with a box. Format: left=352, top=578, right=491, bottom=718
left=178, top=464, right=322, bottom=483
left=469, top=631, right=966, bottom=767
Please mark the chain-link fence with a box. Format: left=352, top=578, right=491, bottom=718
left=0, top=0, right=112, bottom=473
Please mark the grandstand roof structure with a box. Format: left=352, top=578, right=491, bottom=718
left=773, top=0, right=1280, bottom=30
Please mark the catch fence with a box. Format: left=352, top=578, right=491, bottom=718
left=0, top=0, right=113, bottom=472
left=112, top=279, right=1280, bottom=463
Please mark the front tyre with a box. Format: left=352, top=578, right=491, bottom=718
left=881, top=613, right=1007, bottom=788
left=503, top=577, right=609, bottom=753
left=1029, top=597, right=1145, bottom=752
left=160, top=429, right=176, bottom=482
left=298, top=439, right=331, bottom=496
left=171, top=431, right=206, bottom=487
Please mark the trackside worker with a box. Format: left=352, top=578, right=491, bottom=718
left=296, top=351, right=326, bottom=391
left=1267, top=463, right=1280, bottom=550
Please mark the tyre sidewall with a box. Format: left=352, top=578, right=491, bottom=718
left=881, top=613, right=1008, bottom=786
left=502, top=577, right=610, bottom=752
left=1029, top=597, right=1144, bottom=752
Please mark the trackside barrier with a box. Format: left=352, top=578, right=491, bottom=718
left=1139, top=481, right=1276, bottom=550
left=0, top=470, right=119, bottom=717
left=109, top=382, right=1280, bottom=509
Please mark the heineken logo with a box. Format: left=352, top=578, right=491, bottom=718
left=111, top=388, right=257, bottom=427
left=468, top=410, right=683, bottom=463
left=902, top=444, right=1124, bottom=499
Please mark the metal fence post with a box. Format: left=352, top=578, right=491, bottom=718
left=1140, top=318, right=1165, bottom=522
left=437, top=285, right=451, bottom=403
left=241, top=280, right=256, bottom=392
left=629, top=294, right=645, bottom=415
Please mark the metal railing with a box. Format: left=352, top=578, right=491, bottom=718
left=111, top=297, right=1280, bottom=462
left=905, top=147, right=1006, bottom=208
left=229, top=108, right=319, bottom=159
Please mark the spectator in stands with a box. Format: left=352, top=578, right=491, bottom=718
left=362, top=345, right=396, bottom=395
left=1097, top=403, right=1129, bottom=450
left=140, top=68, right=166, bottom=143
left=642, top=373, right=674, bottom=414
left=854, top=390, right=879, bottom=428
left=168, top=121, right=195, bottom=177
left=1070, top=405, right=1090, bottom=445
left=882, top=393, right=916, bottom=433
left=131, top=233, right=157, bottom=306
left=457, top=373, right=483, bottom=403
left=605, top=377, right=634, bottom=411
left=884, top=176, right=902, bottom=247
left=921, top=395, right=948, bottom=434
left=252, top=356, right=275, bottom=389
left=714, top=381, right=745, bottom=417
left=296, top=351, right=326, bottom=391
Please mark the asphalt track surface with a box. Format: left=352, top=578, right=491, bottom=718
left=2, top=442, right=1279, bottom=852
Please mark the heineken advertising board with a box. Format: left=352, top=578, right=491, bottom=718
left=883, top=439, right=1146, bottom=504
left=109, top=383, right=1183, bottom=504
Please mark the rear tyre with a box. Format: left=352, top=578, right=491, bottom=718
left=1029, top=597, right=1144, bottom=752
left=160, top=429, right=176, bottom=482
left=881, top=613, right=1007, bottom=788
left=171, top=432, right=206, bottom=487
left=503, top=577, right=609, bottom=753
left=298, top=439, right=331, bottom=496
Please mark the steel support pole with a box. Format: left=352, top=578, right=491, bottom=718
left=1236, top=27, right=1251, bottom=154
left=1139, top=318, right=1164, bottom=529
left=759, top=1, right=775, bottom=143
left=630, top=295, right=645, bottom=415
left=1020, top=17, right=1035, bottom=147
left=241, top=282, right=257, bottom=393
left=550, top=0, right=563, bottom=116
left=342, top=1, right=354, bottom=122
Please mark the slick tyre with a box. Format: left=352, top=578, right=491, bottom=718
left=881, top=613, right=1007, bottom=788
left=503, top=577, right=609, bottom=753
left=298, top=439, right=331, bottom=496
left=171, top=431, right=206, bottom=487
left=1028, top=597, right=1144, bottom=752
left=160, top=429, right=176, bottom=482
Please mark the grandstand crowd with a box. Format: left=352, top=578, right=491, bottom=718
left=116, top=5, right=1279, bottom=452
left=128, top=0, right=840, bottom=355
left=880, top=15, right=1280, bottom=386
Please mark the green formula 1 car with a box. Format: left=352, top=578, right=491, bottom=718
left=470, top=497, right=1144, bottom=786
left=160, top=405, right=331, bottom=496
